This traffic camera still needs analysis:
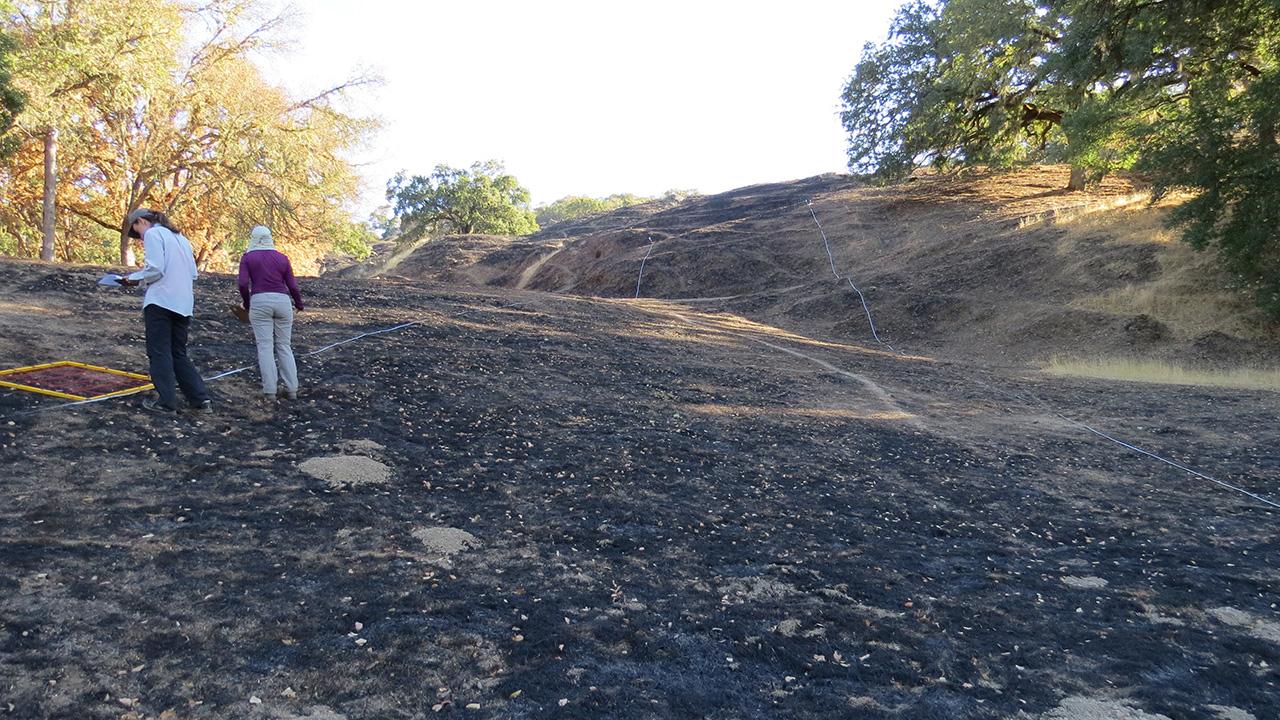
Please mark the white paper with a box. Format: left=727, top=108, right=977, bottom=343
left=97, top=273, right=126, bottom=286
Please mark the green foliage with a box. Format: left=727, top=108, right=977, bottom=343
left=1134, top=4, right=1280, bottom=316
left=535, top=193, right=650, bottom=227
left=659, top=188, right=701, bottom=203
left=1062, top=0, right=1280, bottom=316
left=366, top=206, right=399, bottom=241
left=841, top=0, right=1071, bottom=177
left=327, top=220, right=377, bottom=262
left=0, top=10, right=24, bottom=159
left=842, top=0, right=1280, bottom=317
left=387, top=161, right=538, bottom=241
left=840, top=2, right=941, bottom=176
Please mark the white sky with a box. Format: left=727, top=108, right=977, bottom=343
left=262, top=1, right=903, bottom=213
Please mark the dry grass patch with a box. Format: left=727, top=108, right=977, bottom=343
left=682, top=402, right=916, bottom=422
left=1053, top=201, right=1179, bottom=253
left=1058, top=202, right=1270, bottom=339
left=1045, top=357, right=1280, bottom=391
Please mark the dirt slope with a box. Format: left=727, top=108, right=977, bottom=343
left=347, top=166, right=1279, bottom=368
left=0, top=256, right=1277, bottom=719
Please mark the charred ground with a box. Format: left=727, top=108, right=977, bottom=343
left=1, top=168, right=1279, bottom=720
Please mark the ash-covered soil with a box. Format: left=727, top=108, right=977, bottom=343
left=0, top=259, right=1277, bottom=720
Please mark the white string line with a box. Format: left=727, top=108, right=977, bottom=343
left=807, top=202, right=896, bottom=353
left=303, top=320, right=424, bottom=357
left=621, top=196, right=819, bottom=299
left=634, top=239, right=656, bottom=298
left=7, top=298, right=540, bottom=418
left=960, top=370, right=1280, bottom=511
left=665, top=308, right=926, bottom=431
left=805, top=202, right=1279, bottom=512
left=205, top=318, right=435, bottom=382
left=8, top=390, right=146, bottom=413
left=1075, top=420, right=1280, bottom=510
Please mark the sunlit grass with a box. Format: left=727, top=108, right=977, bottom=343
left=1056, top=200, right=1272, bottom=340
left=1045, top=357, right=1280, bottom=391
left=623, top=300, right=934, bottom=360
left=0, top=301, right=73, bottom=317
left=682, top=403, right=916, bottom=422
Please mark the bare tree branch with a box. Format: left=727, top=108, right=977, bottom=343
left=286, top=75, right=380, bottom=113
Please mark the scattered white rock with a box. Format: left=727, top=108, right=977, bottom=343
left=411, top=526, right=480, bottom=561
left=300, top=455, right=391, bottom=489
left=1039, top=696, right=1171, bottom=719
left=720, top=577, right=796, bottom=602
left=775, top=618, right=802, bottom=637
left=1061, top=576, right=1108, bottom=589
left=1208, top=606, right=1280, bottom=643
left=1206, top=705, right=1256, bottom=720
left=273, top=707, right=348, bottom=720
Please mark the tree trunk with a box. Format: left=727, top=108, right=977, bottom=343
left=195, top=235, right=223, bottom=270
left=120, top=203, right=136, bottom=266
left=120, top=225, right=134, bottom=266
left=40, top=128, right=57, bottom=261
left=1066, top=165, right=1087, bottom=191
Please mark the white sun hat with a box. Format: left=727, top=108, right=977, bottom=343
left=248, top=225, right=274, bottom=251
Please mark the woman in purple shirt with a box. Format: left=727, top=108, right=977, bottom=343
left=237, top=225, right=304, bottom=401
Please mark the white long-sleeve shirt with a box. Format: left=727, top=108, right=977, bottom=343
left=127, top=225, right=198, bottom=317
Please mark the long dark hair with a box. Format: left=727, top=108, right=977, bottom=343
left=125, top=208, right=182, bottom=238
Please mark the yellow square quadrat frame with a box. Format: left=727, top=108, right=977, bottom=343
left=0, top=361, right=153, bottom=401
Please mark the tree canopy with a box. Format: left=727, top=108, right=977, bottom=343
left=842, top=0, right=1280, bottom=316
left=535, top=193, right=650, bottom=227
left=0, top=0, right=378, bottom=271
left=387, top=161, right=538, bottom=241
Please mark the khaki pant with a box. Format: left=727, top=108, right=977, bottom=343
left=249, top=292, right=298, bottom=396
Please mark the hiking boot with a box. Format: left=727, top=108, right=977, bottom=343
left=284, top=389, right=298, bottom=400
left=197, top=399, right=213, bottom=414
left=140, top=396, right=176, bottom=414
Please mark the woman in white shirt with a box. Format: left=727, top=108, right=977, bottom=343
left=119, top=208, right=213, bottom=414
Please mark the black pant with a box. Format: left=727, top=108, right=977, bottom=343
left=144, top=304, right=210, bottom=410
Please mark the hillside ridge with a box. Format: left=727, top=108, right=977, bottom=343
left=341, top=166, right=1278, bottom=369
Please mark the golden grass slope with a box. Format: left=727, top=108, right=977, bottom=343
left=337, top=165, right=1279, bottom=374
